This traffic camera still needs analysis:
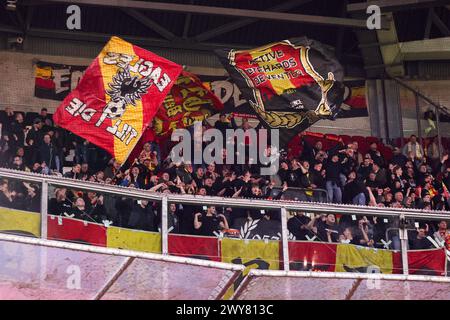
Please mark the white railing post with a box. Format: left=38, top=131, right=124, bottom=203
left=280, top=206, right=290, bottom=271
left=1, top=168, right=450, bottom=229
left=40, top=180, right=48, bottom=239
left=161, top=195, right=168, bottom=255
left=399, top=213, right=409, bottom=275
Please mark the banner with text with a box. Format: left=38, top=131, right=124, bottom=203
left=153, top=71, right=223, bottom=136
left=53, top=36, right=182, bottom=163
left=35, top=61, right=86, bottom=101
left=216, top=37, right=345, bottom=147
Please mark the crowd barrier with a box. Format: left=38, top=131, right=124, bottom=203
left=1, top=167, right=450, bottom=293
left=0, top=233, right=243, bottom=300
left=270, top=186, right=328, bottom=203
left=233, top=269, right=450, bottom=300
left=0, top=203, right=448, bottom=299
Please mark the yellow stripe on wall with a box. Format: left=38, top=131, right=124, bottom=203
left=0, top=207, right=40, bottom=237
left=106, top=226, right=161, bottom=254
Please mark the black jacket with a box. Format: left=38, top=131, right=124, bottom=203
left=343, top=180, right=367, bottom=204
left=38, top=142, right=58, bottom=169
left=325, top=161, right=343, bottom=184
left=310, top=169, right=326, bottom=189
left=8, top=121, right=25, bottom=149
left=26, top=127, right=44, bottom=147
left=48, top=198, right=73, bottom=216
left=128, top=202, right=157, bottom=232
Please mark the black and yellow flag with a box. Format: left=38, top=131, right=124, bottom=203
left=216, top=37, right=345, bottom=146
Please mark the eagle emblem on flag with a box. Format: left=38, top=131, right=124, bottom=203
left=96, top=67, right=153, bottom=126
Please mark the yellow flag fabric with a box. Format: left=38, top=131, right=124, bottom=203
left=53, top=36, right=182, bottom=163
left=221, top=238, right=280, bottom=299
left=0, top=207, right=40, bottom=237
left=106, top=227, right=161, bottom=253
left=35, top=66, right=52, bottom=79
left=335, top=244, right=394, bottom=274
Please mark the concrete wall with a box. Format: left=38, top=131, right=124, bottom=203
left=404, top=80, right=450, bottom=108
left=399, top=80, right=450, bottom=139
left=0, top=49, right=377, bottom=137
left=0, top=51, right=93, bottom=112
left=0, top=50, right=226, bottom=113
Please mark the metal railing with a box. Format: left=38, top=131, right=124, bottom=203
left=1, top=167, right=450, bottom=275
left=270, top=186, right=328, bottom=203
left=0, top=233, right=243, bottom=300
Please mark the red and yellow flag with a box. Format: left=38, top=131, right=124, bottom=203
left=153, top=71, right=223, bottom=136
left=53, top=36, right=182, bottom=163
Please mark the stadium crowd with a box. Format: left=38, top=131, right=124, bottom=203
left=0, top=107, right=449, bottom=250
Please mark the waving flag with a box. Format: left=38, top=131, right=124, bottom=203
left=34, top=61, right=86, bottom=101
left=153, top=71, right=223, bottom=136
left=53, top=36, right=182, bottom=163
left=216, top=37, right=345, bottom=146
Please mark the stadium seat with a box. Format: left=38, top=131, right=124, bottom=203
left=394, top=137, right=408, bottom=148
left=380, top=145, right=393, bottom=162
left=365, top=136, right=380, bottom=145
left=351, top=136, right=369, bottom=154
left=351, top=136, right=366, bottom=148
left=321, top=138, right=333, bottom=151
left=339, top=135, right=352, bottom=146
left=287, top=135, right=303, bottom=158
left=303, top=135, right=317, bottom=147
left=324, top=133, right=339, bottom=141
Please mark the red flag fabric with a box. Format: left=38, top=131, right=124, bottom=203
left=53, top=36, right=182, bottom=163
left=168, top=234, right=221, bottom=262
left=394, top=248, right=447, bottom=276
left=392, top=249, right=403, bottom=274
left=409, top=248, right=447, bottom=276
left=288, top=241, right=337, bottom=272
left=47, top=215, right=107, bottom=247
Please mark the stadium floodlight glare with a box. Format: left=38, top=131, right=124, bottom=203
left=6, top=0, right=17, bottom=11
